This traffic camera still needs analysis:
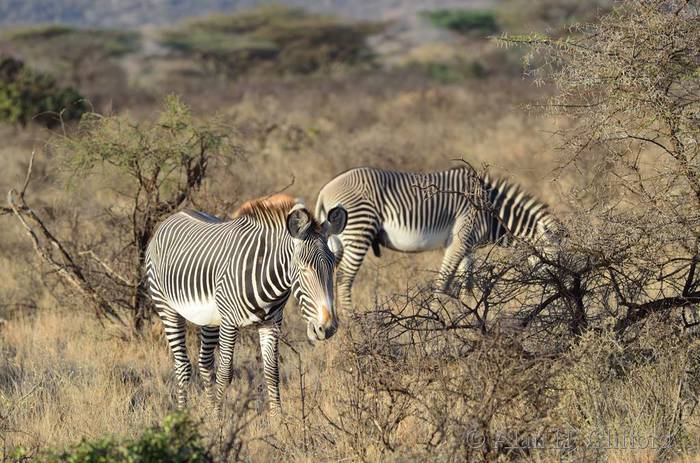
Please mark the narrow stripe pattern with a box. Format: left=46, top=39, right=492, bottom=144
left=315, top=166, right=561, bottom=307
left=145, top=196, right=341, bottom=413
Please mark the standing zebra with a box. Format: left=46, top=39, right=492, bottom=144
left=315, top=166, right=562, bottom=308
left=145, top=194, right=347, bottom=412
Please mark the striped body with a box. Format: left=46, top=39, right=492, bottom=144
left=147, top=210, right=294, bottom=328
left=146, top=195, right=346, bottom=412
left=315, top=166, right=560, bottom=307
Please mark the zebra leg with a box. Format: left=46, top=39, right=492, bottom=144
left=436, top=246, right=464, bottom=297
left=436, top=222, right=473, bottom=297
left=156, top=304, right=192, bottom=409
left=214, top=321, right=239, bottom=412
left=336, top=240, right=373, bottom=310
left=458, top=253, right=476, bottom=295
left=258, top=316, right=283, bottom=415
left=198, top=325, right=219, bottom=399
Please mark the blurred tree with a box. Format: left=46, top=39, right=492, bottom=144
left=0, top=56, right=87, bottom=127
left=420, top=9, right=500, bottom=38
left=1, top=25, right=140, bottom=108
left=159, top=5, right=383, bottom=77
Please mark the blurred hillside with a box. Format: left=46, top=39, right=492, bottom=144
left=0, top=0, right=489, bottom=28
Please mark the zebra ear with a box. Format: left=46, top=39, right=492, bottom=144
left=324, top=206, right=347, bottom=236
left=287, top=206, right=313, bottom=239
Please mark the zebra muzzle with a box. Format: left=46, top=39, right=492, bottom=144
left=307, top=319, right=335, bottom=342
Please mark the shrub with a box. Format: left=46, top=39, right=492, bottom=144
left=0, top=56, right=87, bottom=127
left=500, top=0, right=700, bottom=334
left=420, top=58, right=501, bottom=83
left=420, top=9, right=499, bottom=37
left=159, top=5, right=383, bottom=77
left=5, top=95, right=241, bottom=328
left=10, top=413, right=212, bottom=463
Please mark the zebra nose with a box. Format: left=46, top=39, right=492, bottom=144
left=315, top=324, right=327, bottom=340
left=307, top=320, right=336, bottom=341
left=317, top=321, right=337, bottom=340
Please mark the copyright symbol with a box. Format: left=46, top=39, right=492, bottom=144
left=466, top=429, right=486, bottom=448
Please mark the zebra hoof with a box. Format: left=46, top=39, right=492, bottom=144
left=437, top=285, right=461, bottom=300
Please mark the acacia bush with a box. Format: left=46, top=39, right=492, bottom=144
left=61, top=95, right=242, bottom=327
left=474, top=0, right=700, bottom=337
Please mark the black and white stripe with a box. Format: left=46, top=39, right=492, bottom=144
left=146, top=198, right=347, bottom=412
left=315, top=166, right=561, bottom=307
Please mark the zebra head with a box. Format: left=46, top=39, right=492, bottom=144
left=526, top=213, right=568, bottom=273
left=286, top=203, right=348, bottom=342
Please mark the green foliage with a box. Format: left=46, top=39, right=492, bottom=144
left=420, top=9, right=499, bottom=37
left=159, top=5, right=383, bottom=76
left=421, top=60, right=486, bottom=83
left=19, top=413, right=212, bottom=462
left=59, top=94, right=229, bottom=185
left=0, top=57, right=87, bottom=127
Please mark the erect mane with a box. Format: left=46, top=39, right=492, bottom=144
left=233, top=194, right=321, bottom=231
left=483, top=173, right=550, bottom=211
left=233, top=193, right=297, bottom=220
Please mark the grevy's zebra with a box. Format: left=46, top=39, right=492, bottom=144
left=146, top=194, right=347, bottom=412
left=314, top=166, right=561, bottom=308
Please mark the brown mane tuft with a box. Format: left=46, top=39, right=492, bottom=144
left=233, top=193, right=322, bottom=231
left=233, top=193, right=299, bottom=222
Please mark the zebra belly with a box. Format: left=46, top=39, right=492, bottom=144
left=172, top=297, right=222, bottom=326
left=381, top=221, right=451, bottom=252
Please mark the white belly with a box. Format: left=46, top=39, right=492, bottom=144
left=382, top=221, right=450, bottom=252
left=173, top=297, right=221, bottom=326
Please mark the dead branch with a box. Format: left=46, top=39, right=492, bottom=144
left=6, top=153, right=125, bottom=326
left=78, top=250, right=132, bottom=287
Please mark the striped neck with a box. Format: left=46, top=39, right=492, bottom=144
left=482, top=174, right=556, bottom=246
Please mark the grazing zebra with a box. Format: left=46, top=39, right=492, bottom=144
left=145, top=194, right=347, bottom=412
left=315, top=165, right=562, bottom=308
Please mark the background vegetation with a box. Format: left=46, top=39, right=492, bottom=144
left=159, top=6, right=382, bottom=77
left=1, top=1, right=699, bottom=462
left=0, top=57, right=86, bottom=127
